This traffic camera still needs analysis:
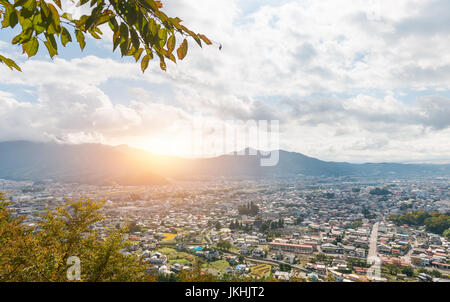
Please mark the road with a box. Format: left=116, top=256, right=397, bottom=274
left=367, top=222, right=382, bottom=280
left=368, top=222, right=379, bottom=261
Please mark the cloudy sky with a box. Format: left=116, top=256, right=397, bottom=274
left=1, top=0, right=450, bottom=163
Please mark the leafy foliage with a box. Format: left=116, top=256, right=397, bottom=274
left=369, top=187, right=392, bottom=196
left=279, top=263, right=291, bottom=272
left=0, top=194, right=147, bottom=281
left=347, top=257, right=370, bottom=269
left=444, top=228, right=450, bottom=240
left=127, top=220, right=142, bottom=233
left=216, top=240, right=232, bottom=251
left=389, top=211, right=450, bottom=236
left=0, top=0, right=213, bottom=72
left=238, top=201, right=259, bottom=216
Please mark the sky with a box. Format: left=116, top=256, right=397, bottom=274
left=1, top=0, right=450, bottom=163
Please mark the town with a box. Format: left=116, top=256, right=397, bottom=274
left=2, top=175, right=449, bottom=282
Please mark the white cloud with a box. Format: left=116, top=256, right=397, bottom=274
left=1, top=0, right=450, bottom=162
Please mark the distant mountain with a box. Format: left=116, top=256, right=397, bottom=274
left=0, top=141, right=168, bottom=185
left=0, top=141, right=449, bottom=185
left=188, top=148, right=450, bottom=178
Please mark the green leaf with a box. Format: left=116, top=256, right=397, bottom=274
left=126, top=7, right=137, bottom=25
left=44, top=41, right=57, bottom=58
left=21, top=0, right=36, bottom=18
left=60, top=27, right=72, bottom=46
left=133, top=48, right=144, bottom=62
left=40, top=0, right=50, bottom=17
left=167, top=34, right=175, bottom=53
left=120, top=39, right=130, bottom=57
left=76, top=0, right=90, bottom=7
left=130, top=29, right=140, bottom=50
left=61, top=13, right=74, bottom=21
left=113, top=28, right=120, bottom=51
left=9, top=9, right=19, bottom=28
left=148, top=19, right=157, bottom=36
left=24, top=36, right=39, bottom=58
left=13, top=0, right=28, bottom=8
left=1, top=6, right=11, bottom=28
left=32, top=12, right=46, bottom=33
left=119, top=23, right=129, bottom=41
left=89, top=28, right=101, bottom=39
left=75, top=30, right=86, bottom=50
left=141, top=54, right=149, bottom=73
left=158, top=27, right=167, bottom=42
left=0, top=54, right=22, bottom=71
left=48, top=3, right=60, bottom=29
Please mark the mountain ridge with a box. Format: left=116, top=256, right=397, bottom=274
left=0, top=141, right=449, bottom=185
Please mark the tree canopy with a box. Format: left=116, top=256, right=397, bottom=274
left=0, top=193, right=147, bottom=281
left=0, top=0, right=213, bottom=72
left=389, top=211, right=450, bottom=236
left=238, top=201, right=259, bottom=216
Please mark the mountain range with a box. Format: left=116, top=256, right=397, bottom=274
left=0, top=141, right=449, bottom=185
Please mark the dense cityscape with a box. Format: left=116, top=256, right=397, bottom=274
left=3, top=175, right=449, bottom=282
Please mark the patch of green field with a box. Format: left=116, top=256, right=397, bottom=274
left=169, top=258, right=191, bottom=265
left=156, top=247, right=177, bottom=255
left=202, top=260, right=230, bottom=272
left=156, top=248, right=196, bottom=263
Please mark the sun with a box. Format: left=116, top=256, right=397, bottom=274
left=131, top=135, right=194, bottom=157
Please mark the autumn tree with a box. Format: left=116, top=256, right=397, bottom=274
left=216, top=240, right=232, bottom=251
left=0, top=194, right=148, bottom=281
left=0, top=0, right=213, bottom=72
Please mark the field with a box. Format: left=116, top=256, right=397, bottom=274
left=202, top=260, right=230, bottom=273
left=250, top=264, right=272, bottom=278
left=162, top=233, right=177, bottom=241
left=155, top=248, right=196, bottom=265
left=168, top=258, right=191, bottom=265
left=155, top=247, right=178, bottom=255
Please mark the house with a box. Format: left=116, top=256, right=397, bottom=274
left=252, top=248, right=265, bottom=258
left=240, top=244, right=250, bottom=255
left=285, top=254, right=296, bottom=264
left=378, top=243, right=392, bottom=254
left=432, top=262, right=450, bottom=270
left=354, top=267, right=372, bottom=275
left=274, top=271, right=290, bottom=281
left=343, top=245, right=356, bottom=256
left=316, top=263, right=327, bottom=275
left=171, top=263, right=183, bottom=273
left=418, top=273, right=433, bottom=282
left=329, top=269, right=344, bottom=282
left=149, top=252, right=167, bottom=266
left=176, top=242, right=187, bottom=251
left=158, top=265, right=172, bottom=275
left=205, top=250, right=221, bottom=261
left=269, top=242, right=314, bottom=254
left=321, top=243, right=343, bottom=254
left=235, top=264, right=249, bottom=274
left=356, top=248, right=366, bottom=258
